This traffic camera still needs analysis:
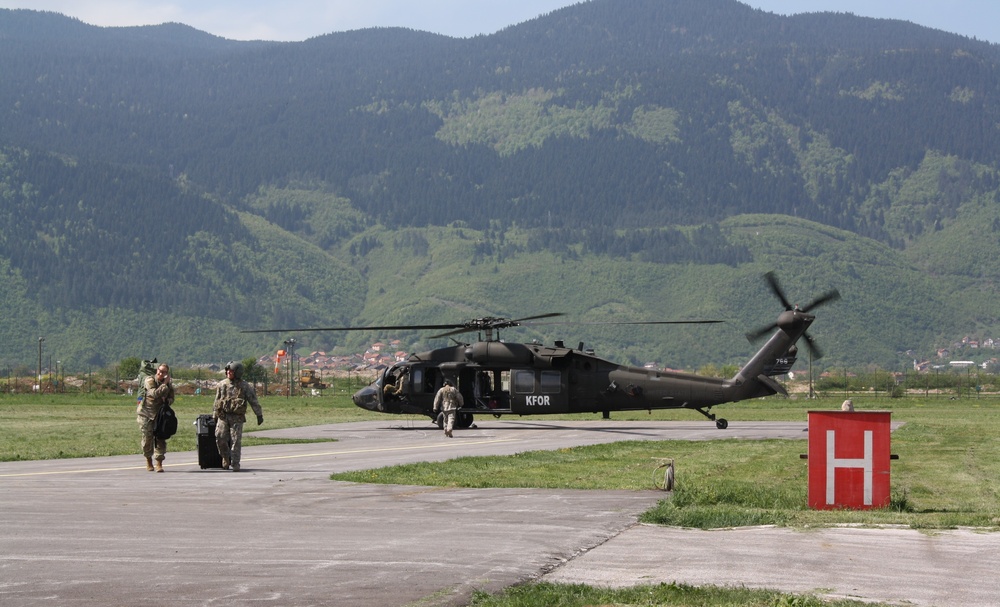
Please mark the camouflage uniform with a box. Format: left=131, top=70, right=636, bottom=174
left=433, top=380, right=463, bottom=437
left=383, top=369, right=408, bottom=400
left=213, top=362, right=263, bottom=472
left=136, top=371, right=174, bottom=467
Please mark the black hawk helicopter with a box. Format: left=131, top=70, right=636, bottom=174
left=244, top=273, right=838, bottom=430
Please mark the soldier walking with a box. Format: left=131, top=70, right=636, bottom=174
left=433, top=378, right=463, bottom=437
left=213, top=360, right=263, bottom=472
left=136, top=363, right=174, bottom=472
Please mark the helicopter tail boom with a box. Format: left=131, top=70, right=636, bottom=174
left=725, top=309, right=812, bottom=401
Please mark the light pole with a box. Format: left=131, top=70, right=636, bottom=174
left=283, top=338, right=297, bottom=398
left=283, top=340, right=289, bottom=397
left=808, top=349, right=814, bottom=399
left=37, top=337, right=44, bottom=394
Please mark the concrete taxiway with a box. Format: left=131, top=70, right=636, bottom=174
left=1, top=419, right=996, bottom=606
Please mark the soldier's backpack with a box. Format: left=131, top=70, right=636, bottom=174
left=153, top=403, right=178, bottom=440
left=135, top=358, right=158, bottom=405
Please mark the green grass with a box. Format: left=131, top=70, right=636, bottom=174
left=331, top=395, right=1000, bottom=530
left=469, top=581, right=891, bottom=607
left=0, top=391, right=393, bottom=461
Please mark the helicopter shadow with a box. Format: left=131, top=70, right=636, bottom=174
left=384, top=420, right=734, bottom=439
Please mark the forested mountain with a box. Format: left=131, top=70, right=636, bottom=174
left=3, top=0, right=1000, bottom=372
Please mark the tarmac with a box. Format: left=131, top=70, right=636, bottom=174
left=0, top=418, right=997, bottom=607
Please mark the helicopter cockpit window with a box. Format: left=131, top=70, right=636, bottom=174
left=513, top=370, right=535, bottom=394
left=540, top=371, right=561, bottom=393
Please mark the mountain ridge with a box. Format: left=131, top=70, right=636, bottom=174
left=2, top=0, right=1000, bottom=372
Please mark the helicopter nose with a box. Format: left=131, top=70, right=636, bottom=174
left=352, top=385, right=380, bottom=411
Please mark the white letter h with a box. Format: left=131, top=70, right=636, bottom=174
left=826, top=430, right=873, bottom=505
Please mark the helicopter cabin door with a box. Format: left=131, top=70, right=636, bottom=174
left=509, top=368, right=569, bottom=414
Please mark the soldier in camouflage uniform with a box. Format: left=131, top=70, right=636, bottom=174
left=136, top=363, right=174, bottom=472
left=213, top=360, right=264, bottom=472
left=432, top=378, right=463, bottom=438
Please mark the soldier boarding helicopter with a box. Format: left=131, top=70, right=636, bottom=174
left=244, top=273, right=838, bottom=430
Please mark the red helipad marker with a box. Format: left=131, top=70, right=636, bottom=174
left=807, top=410, right=892, bottom=510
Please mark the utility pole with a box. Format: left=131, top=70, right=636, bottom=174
left=808, top=349, right=814, bottom=399
left=283, top=338, right=297, bottom=398
left=37, top=337, right=44, bottom=394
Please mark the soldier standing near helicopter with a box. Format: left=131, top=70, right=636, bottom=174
left=433, top=378, right=463, bottom=437
left=213, top=360, right=263, bottom=471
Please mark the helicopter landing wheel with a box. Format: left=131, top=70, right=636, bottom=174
left=435, top=412, right=444, bottom=429
left=715, top=418, right=729, bottom=430
left=456, top=413, right=474, bottom=429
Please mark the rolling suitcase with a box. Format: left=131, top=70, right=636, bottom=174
left=195, top=414, right=223, bottom=469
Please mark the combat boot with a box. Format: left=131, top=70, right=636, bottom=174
left=222, top=457, right=230, bottom=470
left=145, top=456, right=154, bottom=472
left=155, top=460, right=164, bottom=473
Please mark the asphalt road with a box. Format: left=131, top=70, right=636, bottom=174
left=1, top=419, right=996, bottom=607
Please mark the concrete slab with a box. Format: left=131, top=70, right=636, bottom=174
left=544, top=525, right=1000, bottom=607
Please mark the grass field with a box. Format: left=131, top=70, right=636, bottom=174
left=0, top=390, right=384, bottom=461
left=468, top=582, right=892, bottom=607
left=330, top=395, right=1000, bottom=529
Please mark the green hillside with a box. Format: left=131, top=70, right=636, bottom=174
left=244, top=190, right=995, bottom=370
left=3, top=0, right=1000, bottom=372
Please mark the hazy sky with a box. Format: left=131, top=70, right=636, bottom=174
left=0, top=0, right=996, bottom=44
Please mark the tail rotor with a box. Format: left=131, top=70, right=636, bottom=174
left=746, top=272, right=840, bottom=359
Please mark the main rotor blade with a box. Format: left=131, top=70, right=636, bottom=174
left=509, top=312, right=566, bottom=323
left=242, top=313, right=720, bottom=339
left=427, top=315, right=722, bottom=339
left=244, top=313, right=569, bottom=337
left=428, top=326, right=479, bottom=339
left=530, top=319, right=724, bottom=326
left=800, top=289, right=841, bottom=313
left=430, top=313, right=568, bottom=338
left=241, top=322, right=466, bottom=334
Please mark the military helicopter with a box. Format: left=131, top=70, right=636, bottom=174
left=244, top=273, right=838, bottom=430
